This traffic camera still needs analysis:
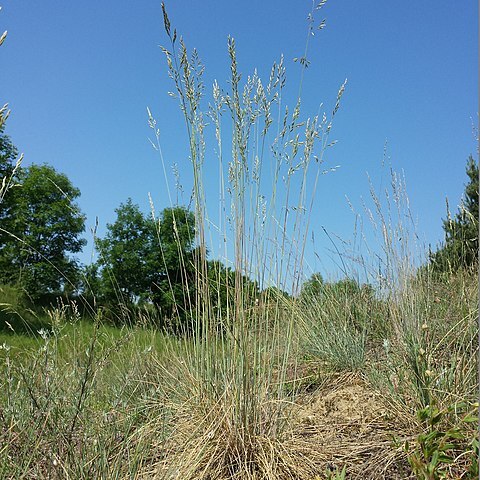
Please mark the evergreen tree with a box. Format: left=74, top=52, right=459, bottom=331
left=430, top=156, right=479, bottom=272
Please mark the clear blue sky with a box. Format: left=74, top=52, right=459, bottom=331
left=1, top=1, right=477, bottom=282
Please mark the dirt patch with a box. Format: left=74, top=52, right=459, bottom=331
left=290, top=373, right=411, bottom=479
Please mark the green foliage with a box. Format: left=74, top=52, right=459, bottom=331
left=260, top=285, right=290, bottom=304
left=301, top=274, right=383, bottom=334
left=405, top=403, right=479, bottom=480
left=147, top=205, right=196, bottom=327
left=324, top=465, right=347, bottom=480
left=0, top=125, right=17, bottom=190
left=0, top=283, right=47, bottom=334
left=0, top=125, right=22, bottom=213
left=300, top=272, right=324, bottom=301
left=430, top=156, right=479, bottom=273
left=94, top=199, right=260, bottom=331
left=0, top=308, right=166, bottom=479
left=300, top=275, right=370, bottom=371
left=205, top=259, right=235, bottom=319
left=96, top=198, right=153, bottom=306
left=206, top=259, right=260, bottom=324
left=95, top=201, right=196, bottom=330
left=79, top=263, right=104, bottom=311
left=0, top=163, right=86, bottom=300
left=301, top=274, right=372, bottom=303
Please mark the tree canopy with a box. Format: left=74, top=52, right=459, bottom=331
left=96, top=198, right=152, bottom=305
left=430, top=156, right=479, bottom=272
left=0, top=125, right=21, bottom=210
left=94, top=201, right=197, bottom=328
left=0, top=163, right=86, bottom=299
left=147, top=206, right=196, bottom=326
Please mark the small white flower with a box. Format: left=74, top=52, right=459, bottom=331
left=38, top=328, right=49, bottom=340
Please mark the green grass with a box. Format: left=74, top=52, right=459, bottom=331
left=0, top=3, right=477, bottom=478
left=0, top=265, right=477, bottom=478
left=0, top=308, right=174, bottom=479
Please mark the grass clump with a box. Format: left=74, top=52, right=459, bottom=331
left=0, top=3, right=477, bottom=479
left=298, top=279, right=372, bottom=372
left=138, top=3, right=347, bottom=478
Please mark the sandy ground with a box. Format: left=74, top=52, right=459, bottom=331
left=291, top=373, right=412, bottom=479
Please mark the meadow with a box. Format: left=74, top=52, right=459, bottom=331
left=0, top=3, right=478, bottom=479
left=0, top=262, right=477, bottom=479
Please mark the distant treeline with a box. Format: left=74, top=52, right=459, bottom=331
left=0, top=127, right=477, bottom=330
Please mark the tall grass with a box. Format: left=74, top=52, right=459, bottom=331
left=1, top=2, right=477, bottom=478
left=140, top=3, right=347, bottom=478
left=291, top=164, right=478, bottom=477
left=0, top=302, right=174, bottom=478
left=299, top=280, right=371, bottom=372
left=299, top=163, right=477, bottom=411
left=358, top=169, right=477, bottom=414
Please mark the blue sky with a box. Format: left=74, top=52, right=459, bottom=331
left=1, top=1, right=477, bottom=283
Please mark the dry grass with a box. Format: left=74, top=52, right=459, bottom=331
left=140, top=3, right=349, bottom=478
left=291, top=373, right=411, bottom=479
left=0, top=3, right=477, bottom=479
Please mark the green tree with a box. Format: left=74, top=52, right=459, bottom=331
left=0, top=164, right=86, bottom=299
left=79, top=263, right=104, bottom=309
left=300, top=272, right=324, bottom=302
left=148, top=206, right=196, bottom=328
left=0, top=126, right=21, bottom=211
left=0, top=126, right=17, bottom=185
left=96, top=202, right=196, bottom=329
left=206, top=260, right=236, bottom=316
left=96, top=199, right=152, bottom=305
left=260, top=286, right=290, bottom=302
left=430, top=156, right=479, bottom=272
